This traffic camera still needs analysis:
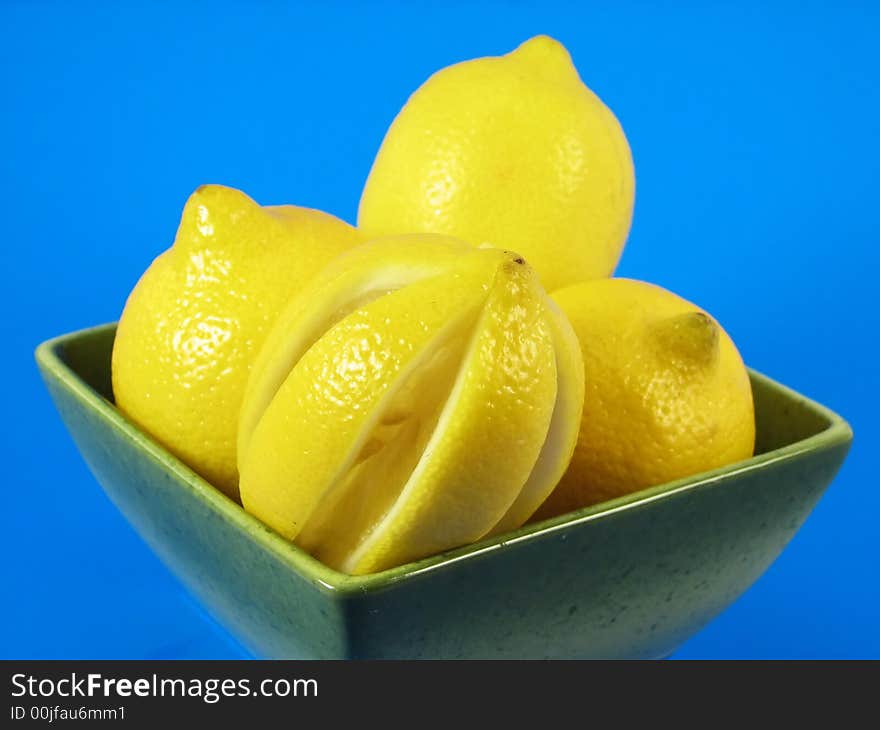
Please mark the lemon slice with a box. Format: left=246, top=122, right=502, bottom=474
left=488, top=298, right=584, bottom=536
left=238, top=236, right=584, bottom=574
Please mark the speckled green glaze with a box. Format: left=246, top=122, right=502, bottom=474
left=36, top=323, right=852, bottom=659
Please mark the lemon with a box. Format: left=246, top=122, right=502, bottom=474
left=112, top=185, right=362, bottom=500
left=358, top=35, right=635, bottom=291
left=533, top=278, right=755, bottom=520
left=238, top=236, right=584, bottom=574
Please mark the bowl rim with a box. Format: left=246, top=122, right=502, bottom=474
left=36, top=322, right=854, bottom=598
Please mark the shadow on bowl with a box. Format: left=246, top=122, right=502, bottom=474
left=36, top=324, right=852, bottom=659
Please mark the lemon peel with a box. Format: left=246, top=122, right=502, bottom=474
left=534, top=278, right=755, bottom=519
left=358, top=35, right=635, bottom=291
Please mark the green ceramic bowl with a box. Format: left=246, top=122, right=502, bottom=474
left=36, top=323, right=852, bottom=659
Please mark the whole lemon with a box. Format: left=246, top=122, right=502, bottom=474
left=358, top=35, right=635, bottom=291
left=238, top=235, right=584, bottom=574
left=112, top=185, right=361, bottom=500
left=534, top=278, right=755, bottom=520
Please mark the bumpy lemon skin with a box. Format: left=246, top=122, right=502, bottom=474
left=111, top=185, right=362, bottom=500
left=358, top=35, right=635, bottom=291
left=534, top=278, right=756, bottom=519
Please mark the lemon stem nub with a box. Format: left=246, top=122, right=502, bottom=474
left=510, top=35, right=576, bottom=76
left=653, top=311, right=720, bottom=368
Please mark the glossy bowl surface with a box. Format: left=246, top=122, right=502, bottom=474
left=36, top=324, right=852, bottom=659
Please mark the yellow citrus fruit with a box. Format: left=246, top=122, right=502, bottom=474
left=112, top=184, right=362, bottom=500
left=238, top=236, right=584, bottom=574
left=533, top=278, right=755, bottom=520
left=358, top=35, right=635, bottom=291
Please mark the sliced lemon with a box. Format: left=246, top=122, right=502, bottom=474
left=238, top=236, right=584, bottom=574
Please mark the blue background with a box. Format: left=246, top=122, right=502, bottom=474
left=2, top=1, right=877, bottom=659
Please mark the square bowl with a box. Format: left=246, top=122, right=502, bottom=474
left=36, top=323, right=852, bottom=659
